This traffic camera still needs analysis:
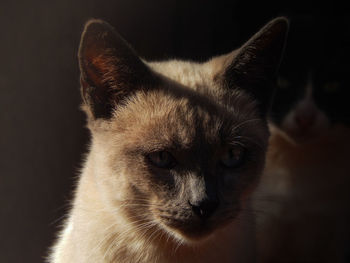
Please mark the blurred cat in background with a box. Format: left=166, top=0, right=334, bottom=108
left=270, top=15, right=349, bottom=143
left=255, top=15, right=350, bottom=263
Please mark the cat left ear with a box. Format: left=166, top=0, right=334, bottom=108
left=78, top=19, right=156, bottom=119
left=214, top=17, right=289, bottom=115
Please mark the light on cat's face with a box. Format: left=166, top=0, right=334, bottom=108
left=97, top=91, right=267, bottom=242
left=78, top=18, right=288, bottom=244
left=145, top=143, right=248, bottom=239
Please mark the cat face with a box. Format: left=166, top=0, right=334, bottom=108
left=91, top=87, right=268, bottom=241
left=270, top=60, right=349, bottom=144
left=271, top=72, right=331, bottom=143
left=79, top=19, right=288, bottom=242
left=269, top=17, right=349, bottom=143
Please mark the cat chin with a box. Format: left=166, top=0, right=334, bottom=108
left=158, top=215, right=237, bottom=245
left=158, top=220, right=217, bottom=245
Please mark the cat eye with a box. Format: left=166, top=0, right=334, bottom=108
left=220, top=146, right=245, bottom=169
left=147, top=151, right=177, bottom=169
left=323, top=82, right=340, bottom=93
left=277, top=77, right=290, bottom=89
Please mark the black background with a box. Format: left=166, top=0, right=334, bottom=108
left=0, top=1, right=348, bottom=262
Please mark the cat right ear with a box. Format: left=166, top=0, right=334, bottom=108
left=213, top=17, right=289, bottom=116
left=78, top=19, right=155, bottom=119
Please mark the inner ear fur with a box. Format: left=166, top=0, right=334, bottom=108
left=78, top=19, right=156, bottom=119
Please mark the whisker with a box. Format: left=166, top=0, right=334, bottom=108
left=233, top=135, right=264, bottom=149
left=231, top=118, right=262, bottom=134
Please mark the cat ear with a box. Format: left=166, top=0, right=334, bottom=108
left=214, top=17, right=289, bottom=115
left=78, top=19, right=155, bottom=119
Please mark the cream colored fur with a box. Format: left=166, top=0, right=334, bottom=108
left=49, top=60, right=257, bottom=263
left=48, top=18, right=288, bottom=263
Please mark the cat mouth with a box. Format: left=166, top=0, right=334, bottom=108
left=159, top=215, right=222, bottom=241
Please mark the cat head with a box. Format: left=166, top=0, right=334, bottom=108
left=78, top=18, right=288, bottom=242
left=269, top=16, right=349, bottom=143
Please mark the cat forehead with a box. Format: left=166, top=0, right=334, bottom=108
left=106, top=57, right=260, bottom=138
left=148, top=60, right=215, bottom=91
left=106, top=85, right=261, bottom=151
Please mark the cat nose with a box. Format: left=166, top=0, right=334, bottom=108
left=295, top=112, right=315, bottom=129
left=189, top=198, right=219, bottom=220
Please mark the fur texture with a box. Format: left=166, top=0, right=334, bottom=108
left=49, top=18, right=288, bottom=263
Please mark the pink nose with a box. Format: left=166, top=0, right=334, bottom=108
left=295, top=112, right=315, bottom=129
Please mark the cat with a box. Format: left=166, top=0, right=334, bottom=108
left=254, top=16, right=350, bottom=263
left=268, top=15, right=350, bottom=144
left=48, top=17, right=288, bottom=263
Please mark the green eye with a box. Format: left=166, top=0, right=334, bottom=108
left=220, top=146, right=245, bottom=168
left=277, top=77, right=290, bottom=89
left=147, top=151, right=176, bottom=169
left=323, top=82, right=340, bottom=93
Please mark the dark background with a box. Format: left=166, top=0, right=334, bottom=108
left=0, top=1, right=348, bottom=262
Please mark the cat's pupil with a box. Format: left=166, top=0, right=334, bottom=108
left=220, top=146, right=245, bottom=168
left=147, top=151, right=176, bottom=169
